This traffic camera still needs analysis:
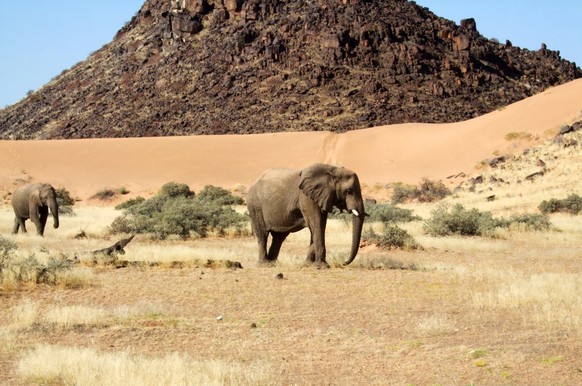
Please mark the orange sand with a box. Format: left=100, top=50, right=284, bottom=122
left=1, top=78, right=581, bottom=202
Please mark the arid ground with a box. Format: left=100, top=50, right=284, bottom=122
left=0, top=79, right=581, bottom=385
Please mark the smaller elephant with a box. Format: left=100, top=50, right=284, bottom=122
left=12, top=183, right=60, bottom=236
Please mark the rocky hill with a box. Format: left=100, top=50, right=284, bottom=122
left=1, top=0, right=580, bottom=139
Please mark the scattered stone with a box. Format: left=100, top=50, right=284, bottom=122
left=488, top=156, right=507, bottom=167
left=274, top=273, right=285, bottom=280
left=558, top=125, right=574, bottom=135
left=525, top=170, right=545, bottom=181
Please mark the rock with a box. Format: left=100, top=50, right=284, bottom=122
left=488, top=156, right=506, bottom=167
left=460, top=18, right=477, bottom=32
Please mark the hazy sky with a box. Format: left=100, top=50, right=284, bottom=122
left=1, top=1, right=580, bottom=108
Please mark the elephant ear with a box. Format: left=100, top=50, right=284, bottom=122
left=299, top=164, right=335, bottom=212
left=30, top=189, right=43, bottom=207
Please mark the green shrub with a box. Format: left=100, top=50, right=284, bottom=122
left=196, top=185, right=244, bottom=206
left=391, top=183, right=417, bottom=205
left=115, top=196, right=145, bottom=210
left=331, top=202, right=419, bottom=224
left=506, top=213, right=552, bottom=231
left=110, top=183, right=247, bottom=239
left=366, top=202, right=420, bottom=223
left=424, top=203, right=552, bottom=237
left=364, top=225, right=420, bottom=251
left=159, top=182, right=194, bottom=199
left=391, top=178, right=451, bottom=204
left=539, top=193, right=582, bottom=215
left=423, top=203, right=500, bottom=237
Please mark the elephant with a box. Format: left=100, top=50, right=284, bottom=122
left=11, top=183, right=60, bottom=236
left=247, top=163, right=365, bottom=268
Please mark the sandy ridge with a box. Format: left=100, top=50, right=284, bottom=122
left=1, top=79, right=581, bottom=202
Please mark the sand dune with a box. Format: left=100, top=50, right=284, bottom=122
left=1, top=78, right=581, bottom=202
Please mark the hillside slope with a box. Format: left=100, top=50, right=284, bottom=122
left=0, top=0, right=579, bottom=139
left=1, top=78, right=581, bottom=202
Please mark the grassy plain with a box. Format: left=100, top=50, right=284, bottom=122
left=1, top=132, right=582, bottom=385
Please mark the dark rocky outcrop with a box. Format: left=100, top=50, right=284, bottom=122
left=1, top=0, right=580, bottom=139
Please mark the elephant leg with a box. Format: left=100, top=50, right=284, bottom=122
left=305, top=235, right=316, bottom=263
left=267, top=232, right=289, bottom=262
left=304, top=215, right=329, bottom=268
left=13, top=217, right=24, bottom=234
left=37, top=206, right=49, bottom=236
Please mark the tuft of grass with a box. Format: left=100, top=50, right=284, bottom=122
left=45, top=305, right=110, bottom=329
left=539, top=355, right=565, bottom=366
left=11, top=299, right=40, bottom=330
left=17, top=345, right=275, bottom=386
left=505, top=131, right=533, bottom=141
left=416, top=315, right=457, bottom=336
left=354, top=255, right=418, bottom=270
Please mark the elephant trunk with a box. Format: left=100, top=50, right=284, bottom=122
left=344, top=207, right=364, bottom=266
left=49, top=197, right=59, bottom=229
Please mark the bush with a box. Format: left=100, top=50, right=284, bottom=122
left=196, top=185, right=244, bottom=206
left=0, top=239, right=76, bottom=288
left=392, top=178, right=451, bottom=204
left=92, top=189, right=116, bottom=200
left=539, top=193, right=582, bottom=215
left=505, top=213, right=552, bottom=231
left=364, top=225, right=420, bottom=251
left=115, top=196, right=145, bottom=210
left=423, top=203, right=500, bottom=237
left=110, top=183, right=247, bottom=239
left=55, top=187, right=75, bottom=216
left=159, top=182, right=194, bottom=199
left=424, top=203, right=552, bottom=237
left=330, top=202, right=419, bottom=224
left=366, top=202, right=420, bottom=223
left=0, top=236, right=17, bottom=266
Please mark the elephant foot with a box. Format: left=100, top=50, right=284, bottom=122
left=257, top=259, right=277, bottom=267
left=302, top=260, right=330, bottom=269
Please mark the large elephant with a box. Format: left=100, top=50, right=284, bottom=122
left=247, top=163, right=365, bottom=267
left=12, top=183, right=60, bottom=236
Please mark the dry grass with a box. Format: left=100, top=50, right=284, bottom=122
left=473, top=272, right=582, bottom=332
left=1, top=134, right=582, bottom=384
left=17, top=345, right=275, bottom=386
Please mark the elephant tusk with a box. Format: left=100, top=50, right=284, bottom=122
left=351, top=209, right=359, bottom=217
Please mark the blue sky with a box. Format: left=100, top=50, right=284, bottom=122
left=1, top=1, right=581, bottom=108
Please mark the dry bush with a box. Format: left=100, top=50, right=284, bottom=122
left=17, top=345, right=275, bottom=386
left=416, top=314, right=458, bottom=336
